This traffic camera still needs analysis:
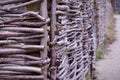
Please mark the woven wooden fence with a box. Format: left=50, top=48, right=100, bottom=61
left=0, top=0, right=106, bottom=80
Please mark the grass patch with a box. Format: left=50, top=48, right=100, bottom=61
left=96, top=44, right=105, bottom=61
left=85, top=72, right=90, bottom=80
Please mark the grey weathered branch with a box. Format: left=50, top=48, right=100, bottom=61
left=7, top=35, right=44, bottom=40
left=15, top=22, right=47, bottom=27
left=0, top=58, right=24, bottom=63
left=9, top=54, right=42, bottom=60
left=0, top=75, right=44, bottom=79
left=0, top=25, right=17, bottom=27
left=11, top=18, right=50, bottom=27
left=0, top=48, right=40, bottom=54
left=0, top=31, right=30, bottom=38
left=0, top=40, right=17, bottom=45
left=0, top=17, right=37, bottom=24
left=0, top=70, right=32, bottom=75
left=20, top=11, right=46, bottom=21
left=0, top=66, right=42, bottom=73
left=1, top=27, right=44, bottom=33
left=57, top=5, right=70, bottom=11
left=5, top=44, right=44, bottom=50
left=14, top=39, right=40, bottom=43
left=8, top=59, right=50, bottom=66
left=0, top=0, right=26, bottom=5
left=0, top=39, right=40, bottom=45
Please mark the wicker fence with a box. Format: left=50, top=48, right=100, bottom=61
left=0, top=0, right=106, bottom=80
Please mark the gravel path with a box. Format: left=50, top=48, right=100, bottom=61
left=96, top=15, right=120, bottom=80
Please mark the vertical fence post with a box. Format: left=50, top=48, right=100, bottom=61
left=40, top=0, right=49, bottom=80
left=90, top=0, right=97, bottom=80
left=50, top=0, right=57, bottom=80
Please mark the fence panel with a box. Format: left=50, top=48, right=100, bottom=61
left=0, top=0, right=106, bottom=80
left=0, top=0, right=50, bottom=80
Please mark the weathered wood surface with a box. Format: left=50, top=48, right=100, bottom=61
left=53, top=0, right=106, bottom=80
left=0, top=0, right=50, bottom=80
left=0, top=0, right=106, bottom=80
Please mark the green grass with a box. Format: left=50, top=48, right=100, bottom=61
left=96, top=44, right=105, bottom=61
left=85, top=73, right=90, bottom=80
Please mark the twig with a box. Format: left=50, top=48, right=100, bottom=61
left=0, top=66, right=42, bottom=73
left=1, top=27, right=44, bottom=33
left=0, top=48, right=40, bottom=54
left=9, top=54, right=42, bottom=60
left=0, top=75, right=44, bottom=79
left=13, top=18, right=50, bottom=27
left=0, top=70, right=32, bottom=75
left=20, top=11, right=46, bottom=21
left=0, top=17, right=37, bottom=24
left=0, top=0, right=26, bottom=5
left=7, top=35, right=44, bottom=40
left=0, top=31, right=30, bottom=38
left=57, top=5, right=70, bottom=11
left=5, top=44, right=44, bottom=50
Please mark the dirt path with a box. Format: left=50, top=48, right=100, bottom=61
left=96, top=15, right=120, bottom=80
